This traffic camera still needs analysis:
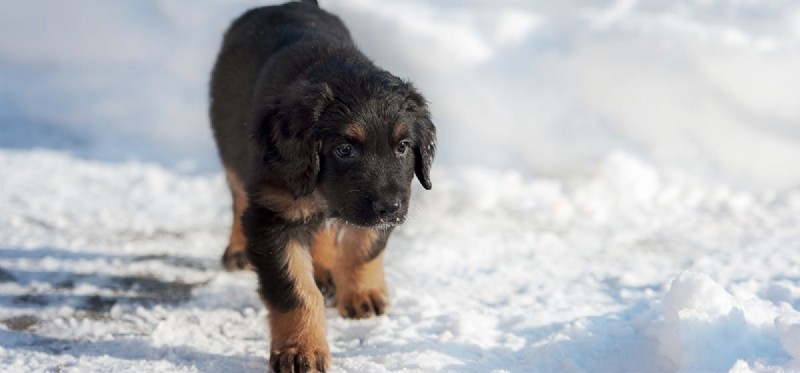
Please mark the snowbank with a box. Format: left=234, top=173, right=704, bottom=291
left=776, top=314, right=800, bottom=361
left=658, top=271, right=798, bottom=371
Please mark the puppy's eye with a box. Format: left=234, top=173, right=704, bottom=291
left=335, top=144, right=355, bottom=158
left=396, top=140, right=411, bottom=155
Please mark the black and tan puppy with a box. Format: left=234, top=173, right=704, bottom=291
left=209, top=0, right=436, bottom=371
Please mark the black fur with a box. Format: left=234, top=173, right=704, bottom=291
left=210, top=2, right=436, bottom=203
left=251, top=81, right=334, bottom=197
left=241, top=202, right=322, bottom=311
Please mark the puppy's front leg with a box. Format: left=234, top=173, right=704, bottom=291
left=332, top=226, right=391, bottom=319
left=242, top=204, right=329, bottom=373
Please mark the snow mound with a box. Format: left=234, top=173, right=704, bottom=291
left=659, top=272, right=797, bottom=371
left=776, top=314, right=800, bottom=361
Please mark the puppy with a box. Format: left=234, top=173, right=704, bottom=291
left=209, top=1, right=436, bottom=371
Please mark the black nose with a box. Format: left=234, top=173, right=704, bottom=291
left=372, top=198, right=401, bottom=217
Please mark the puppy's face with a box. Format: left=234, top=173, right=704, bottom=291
left=317, top=118, right=416, bottom=227
left=251, top=77, right=435, bottom=227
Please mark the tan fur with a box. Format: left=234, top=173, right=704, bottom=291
left=343, top=123, right=367, bottom=142
left=256, top=186, right=325, bottom=222
left=317, top=225, right=389, bottom=319
left=392, top=121, right=409, bottom=142
left=269, top=241, right=330, bottom=371
left=311, top=225, right=337, bottom=286
left=223, top=168, right=249, bottom=265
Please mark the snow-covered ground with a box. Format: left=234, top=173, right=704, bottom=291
left=2, top=1, right=800, bottom=372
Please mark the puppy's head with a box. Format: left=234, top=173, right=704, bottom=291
left=252, top=72, right=436, bottom=227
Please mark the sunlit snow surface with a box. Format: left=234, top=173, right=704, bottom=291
left=2, top=150, right=799, bottom=372
left=2, top=0, right=800, bottom=372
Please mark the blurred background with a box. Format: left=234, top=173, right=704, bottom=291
left=1, top=0, right=799, bottom=189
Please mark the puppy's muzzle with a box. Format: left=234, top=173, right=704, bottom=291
left=372, top=197, right=402, bottom=218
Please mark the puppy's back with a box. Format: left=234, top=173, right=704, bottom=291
left=209, top=1, right=351, bottom=177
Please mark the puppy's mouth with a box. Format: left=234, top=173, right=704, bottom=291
left=370, top=217, right=405, bottom=230
left=332, top=214, right=406, bottom=230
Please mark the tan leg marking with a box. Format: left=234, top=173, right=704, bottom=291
left=312, top=225, right=337, bottom=298
left=268, top=241, right=330, bottom=372
left=222, top=168, right=251, bottom=271
left=330, top=226, right=389, bottom=319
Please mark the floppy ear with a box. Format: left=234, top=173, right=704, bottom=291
left=403, top=84, right=436, bottom=190
left=251, top=81, right=333, bottom=197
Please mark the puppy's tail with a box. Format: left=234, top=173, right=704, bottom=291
left=299, top=0, right=319, bottom=7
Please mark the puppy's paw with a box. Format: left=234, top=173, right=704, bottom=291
left=221, top=248, right=251, bottom=271
left=337, top=288, right=389, bottom=319
left=314, top=272, right=337, bottom=307
left=270, top=344, right=329, bottom=373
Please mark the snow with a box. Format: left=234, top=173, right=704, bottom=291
left=777, top=315, right=800, bottom=361
left=2, top=0, right=800, bottom=372
left=659, top=272, right=792, bottom=371
left=2, top=150, right=799, bottom=372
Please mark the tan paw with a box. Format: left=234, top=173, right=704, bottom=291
left=270, top=344, right=330, bottom=373
left=337, top=288, right=389, bottom=319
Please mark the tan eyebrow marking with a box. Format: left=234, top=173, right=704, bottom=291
left=343, top=123, right=366, bottom=142
left=392, top=122, right=409, bottom=142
